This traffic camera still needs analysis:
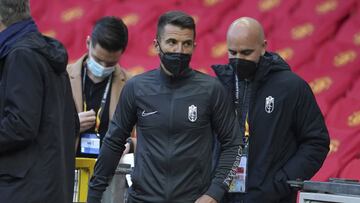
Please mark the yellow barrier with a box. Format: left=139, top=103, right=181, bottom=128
left=74, top=157, right=96, bottom=202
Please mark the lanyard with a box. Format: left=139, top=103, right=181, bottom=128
left=234, top=74, right=250, bottom=144
left=82, top=67, right=112, bottom=135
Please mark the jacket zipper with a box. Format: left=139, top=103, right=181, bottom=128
left=166, top=91, right=175, bottom=201
left=242, top=80, right=251, bottom=189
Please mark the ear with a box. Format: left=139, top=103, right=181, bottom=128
left=86, top=36, right=91, bottom=50
left=0, top=22, right=6, bottom=32
left=153, top=39, right=160, bottom=54
left=261, top=40, right=267, bottom=55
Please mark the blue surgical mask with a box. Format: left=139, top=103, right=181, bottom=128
left=86, top=55, right=115, bottom=78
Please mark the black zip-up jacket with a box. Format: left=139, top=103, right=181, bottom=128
left=0, top=32, right=78, bottom=202
left=212, top=52, right=330, bottom=203
left=88, top=68, right=242, bottom=203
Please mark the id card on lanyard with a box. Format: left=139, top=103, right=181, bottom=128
left=229, top=142, right=249, bottom=193
left=80, top=133, right=101, bottom=154
left=79, top=67, right=112, bottom=156
left=229, top=74, right=249, bottom=193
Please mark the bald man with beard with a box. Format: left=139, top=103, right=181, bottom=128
left=212, top=17, right=330, bottom=203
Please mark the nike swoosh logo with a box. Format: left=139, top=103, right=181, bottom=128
left=141, top=110, right=158, bottom=117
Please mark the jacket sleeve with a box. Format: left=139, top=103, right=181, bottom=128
left=0, top=49, right=43, bottom=153
left=87, top=79, right=137, bottom=203
left=205, top=81, right=242, bottom=202
left=282, top=80, right=330, bottom=181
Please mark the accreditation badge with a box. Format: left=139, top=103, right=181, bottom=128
left=80, top=133, right=100, bottom=155
left=229, top=154, right=248, bottom=193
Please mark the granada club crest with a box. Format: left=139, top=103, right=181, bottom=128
left=265, top=96, right=274, bottom=113
left=188, top=105, right=197, bottom=122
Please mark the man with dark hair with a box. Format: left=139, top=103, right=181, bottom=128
left=67, top=16, right=133, bottom=202
left=212, top=17, right=330, bottom=203
left=88, top=11, right=242, bottom=203
left=67, top=16, right=132, bottom=157
left=0, top=0, right=78, bottom=202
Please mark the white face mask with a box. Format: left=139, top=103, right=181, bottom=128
left=86, top=55, right=115, bottom=78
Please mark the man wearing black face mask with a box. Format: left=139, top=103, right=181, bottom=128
left=212, top=17, right=330, bottom=203
left=157, top=40, right=192, bottom=77
left=87, top=11, right=242, bottom=203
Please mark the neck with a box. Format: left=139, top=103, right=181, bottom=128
left=0, top=23, right=6, bottom=32
left=87, top=69, right=106, bottom=83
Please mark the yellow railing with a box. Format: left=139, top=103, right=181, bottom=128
left=74, top=157, right=96, bottom=202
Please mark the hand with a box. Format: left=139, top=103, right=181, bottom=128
left=78, top=110, right=96, bottom=133
left=195, top=195, right=217, bottom=203
left=122, top=142, right=131, bottom=155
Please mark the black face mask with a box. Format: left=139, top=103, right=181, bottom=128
left=158, top=43, right=191, bottom=77
left=229, top=58, right=258, bottom=80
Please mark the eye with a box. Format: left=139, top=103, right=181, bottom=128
left=241, top=50, right=254, bottom=56
left=228, top=50, right=237, bottom=56
left=166, top=39, right=177, bottom=46
left=183, top=41, right=193, bottom=48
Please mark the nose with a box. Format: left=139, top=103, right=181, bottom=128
left=174, top=43, right=185, bottom=53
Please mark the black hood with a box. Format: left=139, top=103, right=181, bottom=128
left=212, top=52, right=290, bottom=86
left=11, top=32, right=68, bottom=74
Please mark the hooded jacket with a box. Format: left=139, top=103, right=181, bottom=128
left=212, top=52, right=330, bottom=203
left=0, top=31, right=78, bottom=203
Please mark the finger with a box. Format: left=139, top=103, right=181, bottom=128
left=80, top=116, right=96, bottom=123
left=79, top=110, right=96, bottom=117
left=80, top=121, right=96, bottom=127
left=80, top=123, right=95, bottom=131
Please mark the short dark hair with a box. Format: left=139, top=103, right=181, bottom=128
left=91, top=16, right=128, bottom=52
left=0, top=0, right=31, bottom=26
left=156, top=11, right=196, bottom=40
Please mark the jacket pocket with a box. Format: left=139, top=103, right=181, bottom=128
left=273, top=169, right=291, bottom=198
left=260, top=168, right=292, bottom=202
left=0, top=143, right=38, bottom=178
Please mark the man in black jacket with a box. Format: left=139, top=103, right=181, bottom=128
left=0, top=0, right=78, bottom=202
left=212, top=17, right=330, bottom=203
left=88, top=11, right=242, bottom=203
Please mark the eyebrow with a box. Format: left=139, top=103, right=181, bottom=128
left=183, top=39, right=194, bottom=44
left=165, top=38, right=177, bottom=42
left=164, top=38, right=194, bottom=44
left=228, top=48, right=254, bottom=54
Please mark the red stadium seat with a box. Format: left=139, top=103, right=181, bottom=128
left=297, top=69, right=356, bottom=116
left=346, top=76, right=360, bottom=100
left=292, top=0, right=357, bottom=23
left=339, top=158, right=360, bottom=180
left=313, top=41, right=360, bottom=75
left=335, top=12, right=360, bottom=47
left=272, top=40, right=315, bottom=70
left=312, top=127, right=360, bottom=181
left=326, top=97, right=360, bottom=133
left=271, top=15, right=337, bottom=46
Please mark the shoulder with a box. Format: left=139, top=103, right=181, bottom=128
left=191, top=70, right=227, bottom=95
left=192, top=70, right=222, bottom=86
left=123, top=69, right=158, bottom=86
left=129, top=69, right=157, bottom=81
left=267, top=69, right=307, bottom=90
left=6, top=47, right=40, bottom=65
